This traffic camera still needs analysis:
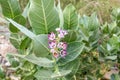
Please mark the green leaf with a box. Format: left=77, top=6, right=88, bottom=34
left=7, top=19, right=50, bottom=57
left=22, top=2, right=30, bottom=18
left=105, top=56, right=117, bottom=60
left=8, top=54, right=54, bottom=67
left=79, top=15, right=89, bottom=29
left=63, top=30, right=77, bottom=42
left=9, top=33, right=22, bottom=49
left=60, top=59, right=80, bottom=80
left=63, top=4, right=78, bottom=30
left=88, top=13, right=100, bottom=31
left=111, top=74, right=120, bottom=80
left=79, top=25, right=89, bottom=41
left=22, top=76, right=35, bottom=80
left=0, top=0, right=26, bottom=33
left=57, top=0, right=64, bottom=28
left=7, top=55, right=19, bottom=68
left=101, top=22, right=109, bottom=34
left=0, top=66, right=5, bottom=78
left=58, top=42, right=84, bottom=65
left=117, top=53, right=120, bottom=63
left=9, top=15, right=26, bottom=33
left=79, top=13, right=100, bottom=32
left=33, top=34, right=50, bottom=57
left=0, top=0, right=21, bottom=18
left=34, top=69, right=54, bottom=80
left=34, top=69, right=71, bottom=80
left=20, top=37, right=31, bottom=50
left=7, top=18, right=36, bottom=40
left=9, top=58, right=20, bottom=68
left=20, top=61, right=34, bottom=72
left=28, top=0, right=59, bottom=34
left=108, top=35, right=119, bottom=47
left=51, top=70, right=71, bottom=78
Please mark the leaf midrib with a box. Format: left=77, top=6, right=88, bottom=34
left=68, top=8, right=70, bottom=29
left=41, top=0, right=48, bottom=33
left=8, top=0, right=14, bottom=18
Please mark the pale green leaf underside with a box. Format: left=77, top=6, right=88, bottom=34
left=33, top=35, right=50, bottom=57
left=8, top=54, right=53, bottom=67
left=34, top=70, right=54, bottom=80
left=28, top=0, right=59, bottom=34
left=34, top=69, right=71, bottom=80
left=51, top=70, right=71, bottom=78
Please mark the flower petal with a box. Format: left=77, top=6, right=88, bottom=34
left=48, top=32, right=56, bottom=41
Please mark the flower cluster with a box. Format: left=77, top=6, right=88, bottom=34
left=48, top=28, right=68, bottom=58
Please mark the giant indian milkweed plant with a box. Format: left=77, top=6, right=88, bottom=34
left=0, top=0, right=85, bottom=79
left=1, top=0, right=120, bottom=80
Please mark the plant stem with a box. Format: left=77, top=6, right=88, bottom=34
left=74, top=75, right=77, bottom=80
left=53, top=57, right=59, bottom=73
left=55, top=59, right=59, bottom=73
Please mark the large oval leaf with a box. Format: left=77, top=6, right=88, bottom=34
left=63, top=30, right=77, bottom=42
left=33, top=34, right=50, bottom=57
left=28, top=0, right=60, bottom=34
left=58, top=42, right=84, bottom=65
left=63, top=4, right=78, bottom=30
left=34, top=70, right=54, bottom=80
left=34, top=69, right=71, bottom=80
left=60, top=59, right=80, bottom=80
left=0, top=0, right=21, bottom=18
left=8, top=54, right=53, bottom=67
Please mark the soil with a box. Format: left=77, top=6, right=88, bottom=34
left=0, top=17, right=17, bottom=57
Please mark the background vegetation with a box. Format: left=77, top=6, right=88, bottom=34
left=60, top=0, right=120, bottom=24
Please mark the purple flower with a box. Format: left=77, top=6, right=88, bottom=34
left=48, top=28, right=68, bottom=58
left=53, top=52, right=59, bottom=58
left=56, top=28, right=68, bottom=38
left=49, top=41, right=56, bottom=49
left=50, top=49, right=59, bottom=58
left=48, top=32, right=56, bottom=41
left=58, top=30, right=68, bottom=38
left=60, top=50, right=67, bottom=57
left=50, top=49, right=56, bottom=53
left=57, top=42, right=67, bottom=50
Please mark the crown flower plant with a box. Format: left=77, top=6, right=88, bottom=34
left=1, top=0, right=120, bottom=79
left=48, top=28, right=68, bottom=58
left=0, top=0, right=87, bottom=79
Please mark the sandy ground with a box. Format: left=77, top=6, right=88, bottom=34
left=0, top=17, right=17, bottom=57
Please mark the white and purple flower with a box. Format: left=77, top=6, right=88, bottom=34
left=57, top=42, right=67, bottom=50
left=56, top=28, right=68, bottom=38
left=60, top=50, right=67, bottom=57
left=48, top=28, right=68, bottom=58
left=48, top=32, right=56, bottom=41
left=49, top=41, right=57, bottom=49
